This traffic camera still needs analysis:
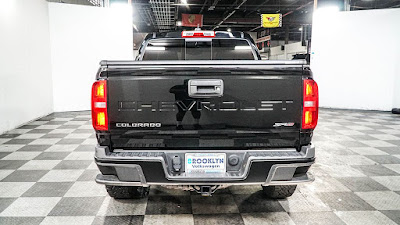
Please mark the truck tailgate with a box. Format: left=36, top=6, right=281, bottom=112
left=103, top=61, right=305, bottom=150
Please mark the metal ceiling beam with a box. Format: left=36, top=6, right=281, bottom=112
left=132, top=2, right=309, bottom=7
left=205, top=22, right=311, bottom=27
left=134, top=2, right=158, bottom=30
left=208, top=0, right=221, bottom=11
left=199, top=0, right=210, bottom=13
left=204, top=16, right=311, bottom=23
left=213, top=0, right=249, bottom=30
left=378, top=0, right=400, bottom=8
left=282, top=1, right=312, bottom=17
left=244, top=0, right=272, bottom=17
left=149, top=0, right=176, bottom=31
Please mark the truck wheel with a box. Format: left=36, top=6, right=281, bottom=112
left=262, top=185, right=297, bottom=199
left=106, top=185, right=150, bottom=199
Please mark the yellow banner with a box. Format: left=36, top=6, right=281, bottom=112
left=261, top=14, right=282, bottom=28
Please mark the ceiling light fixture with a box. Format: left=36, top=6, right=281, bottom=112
left=0, top=0, right=15, bottom=17
left=146, top=46, right=166, bottom=51
left=110, top=2, right=129, bottom=9
left=109, top=2, right=132, bottom=14
left=235, top=46, right=251, bottom=50
left=315, top=6, right=340, bottom=14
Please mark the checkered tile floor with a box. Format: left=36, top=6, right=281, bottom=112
left=0, top=109, right=400, bottom=225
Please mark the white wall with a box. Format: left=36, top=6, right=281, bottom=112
left=269, top=42, right=307, bottom=60
left=393, top=46, right=400, bottom=109
left=0, top=0, right=53, bottom=134
left=311, top=8, right=400, bottom=111
left=49, top=3, right=134, bottom=112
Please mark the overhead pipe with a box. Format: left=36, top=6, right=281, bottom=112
left=132, top=2, right=309, bottom=8
left=213, top=0, right=248, bottom=30
left=199, top=0, right=210, bottom=14
left=244, top=0, right=272, bottom=17
left=208, top=0, right=221, bottom=11
left=282, top=1, right=313, bottom=17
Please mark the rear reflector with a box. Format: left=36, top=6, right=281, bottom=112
left=182, top=30, right=215, bottom=38
left=302, top=79, right=319, bottom=130
left=92, top=80, right=108, bottom=131
left=94, top=102, right=106, bottom=109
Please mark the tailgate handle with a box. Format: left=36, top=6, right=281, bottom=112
left=188, top=79, right=224, bottom=98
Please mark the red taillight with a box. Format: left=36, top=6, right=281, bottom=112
left=302, top=79, right=319, bottom=130
left=92, top=80, right=108, bottom=131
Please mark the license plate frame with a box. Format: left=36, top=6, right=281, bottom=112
left=185, top=153, right=226, bottom=175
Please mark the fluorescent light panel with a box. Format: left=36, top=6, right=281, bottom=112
left=316, top=6, right=340, bottom=14
left=235, top=46, right=252, bottom=50
left=146, top=46, right=165, bottom=51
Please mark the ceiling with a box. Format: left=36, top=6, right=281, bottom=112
left=48, top=0, right=104, bottom=6
left=132, top=0, right=315, bottom=33
left=118, top=0, right=400, bottom=40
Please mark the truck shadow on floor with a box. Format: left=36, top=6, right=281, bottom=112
left=131, top=185, right=286, bottom=215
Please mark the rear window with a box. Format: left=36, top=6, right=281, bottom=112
left=142, top=39, right=254, bottom=60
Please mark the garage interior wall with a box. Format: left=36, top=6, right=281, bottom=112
left=311, top=8, right=400, bottom=111
left=269, top=42, right=307, bottom=60
left=48, top=3, right=134, bottom=112
left=0, top=1, right=134, bottom=134
left=0, top=0, right=53, bottom=134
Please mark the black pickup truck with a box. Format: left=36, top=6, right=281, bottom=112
left=92, top=30, right=318, bottom=198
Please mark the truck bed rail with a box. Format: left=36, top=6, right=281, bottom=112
left=100, top=60, right=307, bottom=67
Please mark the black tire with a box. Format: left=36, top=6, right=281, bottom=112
left=106, top=185, right=150, bottom=199
left=262, top=185, right=297, bottom=199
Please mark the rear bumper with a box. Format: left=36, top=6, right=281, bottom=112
left=94, top=145, right=315, bottom=186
